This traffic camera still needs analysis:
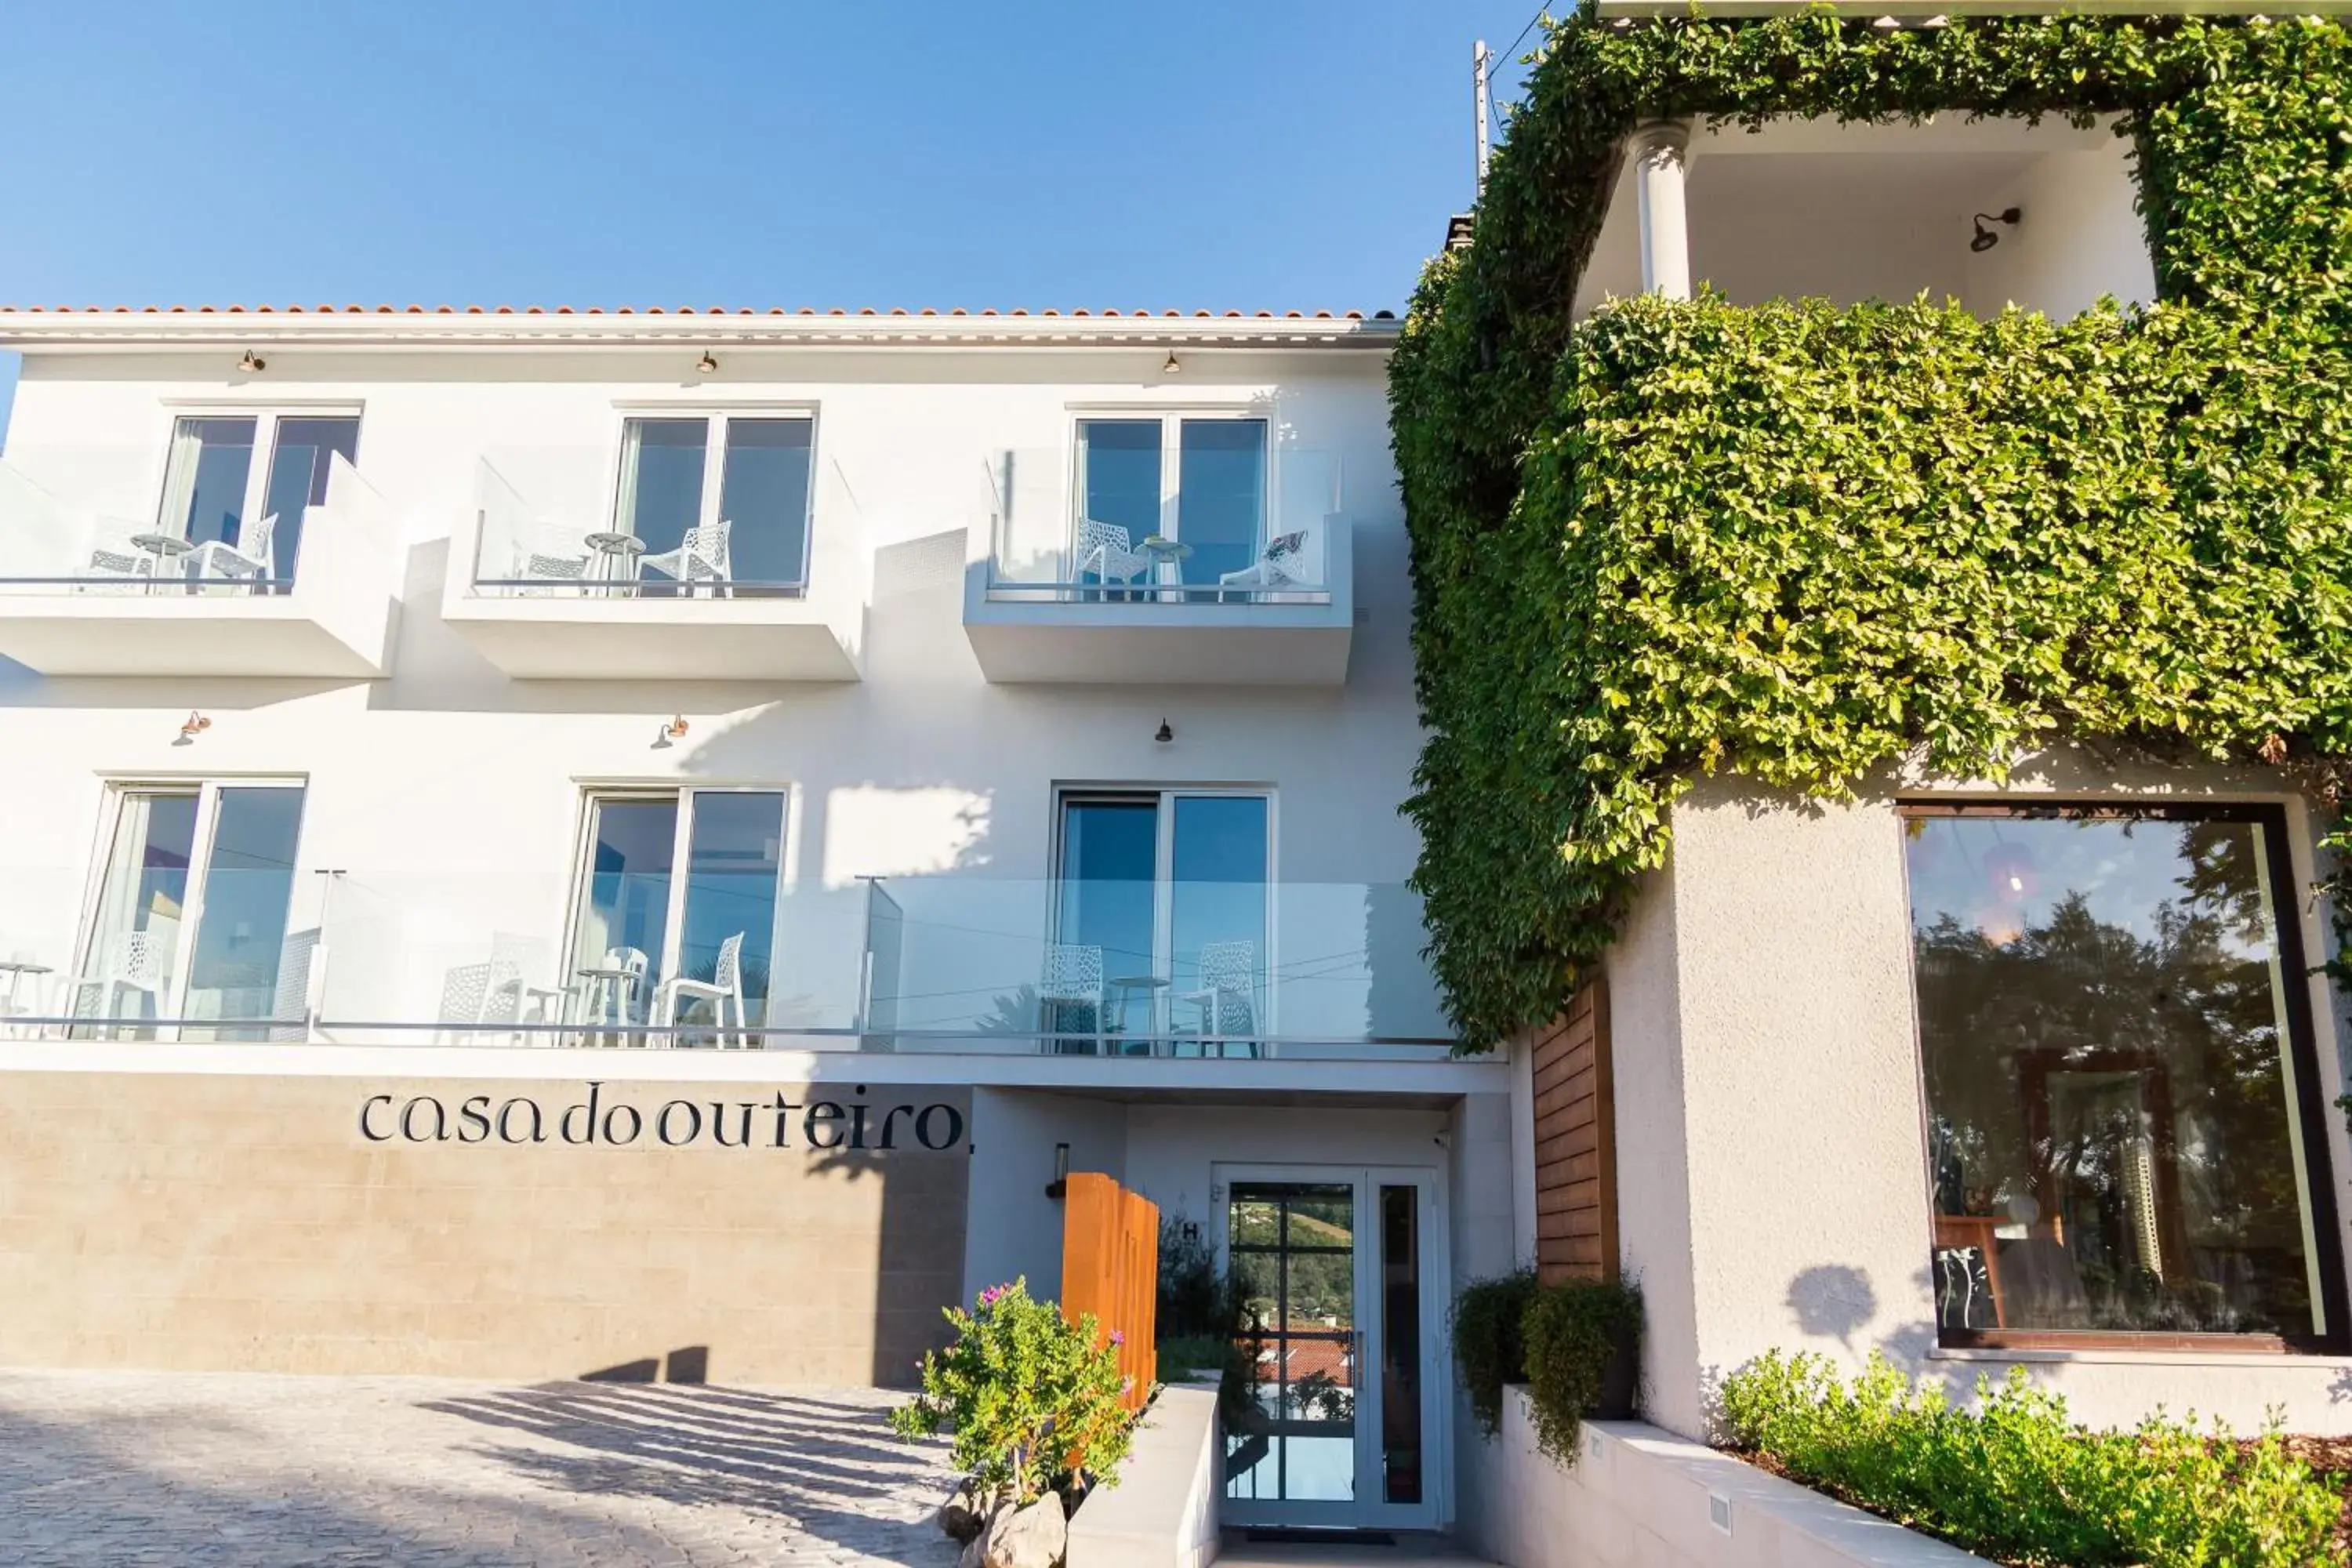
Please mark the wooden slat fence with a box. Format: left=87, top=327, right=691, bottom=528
left=1059, top=1171, right=1160, bottom=1410
left=1532, top=975, right=1619, bottom=1285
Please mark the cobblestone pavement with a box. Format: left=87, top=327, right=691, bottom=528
left=0, top=1370, right=964, bottom=1566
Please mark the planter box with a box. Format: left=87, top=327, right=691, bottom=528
left=1066, top=1385, right=1221, bottom=1568
left=1464, top=1388, right=1988, bottom=1568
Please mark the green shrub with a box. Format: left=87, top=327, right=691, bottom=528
left=1450, top=1269, right=1539, bottom=1439
left=890, top=1278, right=1134, bottom=1502
left=1155, top=1334, right=1229, bottom=1380
left=1156, top=1213, right=1241, bottom=1341
left=1521, top=1276, right=1642, bottom=1465
left=1721, top=1350, right=2341, bottom=1567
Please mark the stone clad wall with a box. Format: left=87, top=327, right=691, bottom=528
left=0, top=1070, right=970, bottom=1385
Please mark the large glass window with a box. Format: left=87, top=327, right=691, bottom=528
left=1904, top=804, right=2341, bottom=1348
left=1051, top=789, right=1269, bottom=1052
left=568, top=789, right=786, bottom=1040
left=76, top=782, right=307, bottom=1040
left=158, top=412, right=360, bottom=586
left=614, top=414, right=815, bottom=596
left=1073, top=415, right=1268, bottom=590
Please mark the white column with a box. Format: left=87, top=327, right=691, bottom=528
left=1632, top=119, right=1693, bottom=300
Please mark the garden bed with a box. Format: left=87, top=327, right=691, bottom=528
left=1722, top=1352, right=2345, bottom=1568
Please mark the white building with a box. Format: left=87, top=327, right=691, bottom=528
left=0, top=303, right=1515, bottom=1537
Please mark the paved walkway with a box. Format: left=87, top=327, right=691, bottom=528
left=0, top=1370, right=962, bottom=1566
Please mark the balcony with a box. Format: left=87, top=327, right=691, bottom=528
left=962, top=445, right=1355, bottom=685
left=441, top=446, right=866, bottom=681
left=1575, top=114, right=2154, bottom=322
left=0, top=448, right=400, bottom=678
left=0, top=865, right=1451, bottom=1061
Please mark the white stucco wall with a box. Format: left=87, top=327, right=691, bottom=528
left=1592, top=753, right=2352, bottom=1439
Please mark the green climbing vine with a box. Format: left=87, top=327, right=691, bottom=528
left=1389, top=7, right=2352, bottom=1060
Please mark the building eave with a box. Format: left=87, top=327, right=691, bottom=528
left=0, top=310, right=1401, bottom=354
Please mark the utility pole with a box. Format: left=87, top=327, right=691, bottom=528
left=1474, top=38, right=1493, bottom=196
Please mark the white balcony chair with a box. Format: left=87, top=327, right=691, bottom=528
left=1217, top=530, right=1311, bottom=600
left=1040, top=942, right=1109, bottom=1054
left=68, top=930, right=167, bottom=1038
left=509, top=527, right=593, bottom=593
left=74, top=519, right=159, bottom=593
left=652, top=931, right=750, bottom=1048
left=579, top=946, right=649, bottom=1044
left=185, top=513, right=278, bottom=591
left=640, top=519, right=734, bottom=597
left=1073, top=519, right=1152, bottom=599
left=1179, top=940, right=1259, bottom=1056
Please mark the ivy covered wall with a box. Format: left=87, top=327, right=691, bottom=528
left=1390, top=7, right=2352, bottom=1050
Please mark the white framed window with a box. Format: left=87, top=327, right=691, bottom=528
left=563, top=786, right=787, bottom=1036
left=157, top=410, right=361, bottom=584
left=1070, top=412, right=1269, bottom=588
left=612, top=412, right=816, bottom=595
left=1049, top=786, right=1272, bottom=1052
left=74, top=779, right=309, bottom=1040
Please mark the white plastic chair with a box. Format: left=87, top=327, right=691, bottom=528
left=1040, top=942, right=1109, bottom=1054
left=1218, top=530, right=1311, bottom=599
left=1073, top=519, right=1152, bottom=598
left=652, top=931, right=750, bottom=1047
left=1180, top=940, right=1258, bottom=1054
left=69, top=930, right=167, bottom=1037
left=75, top=519, right=158, bottom=593
left=186, top=513, right=278, bottom=590
left=510, top=527, right=593, bottom=593
left=640, top=519, right=734, bottom=597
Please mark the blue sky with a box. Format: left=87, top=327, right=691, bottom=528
left=0, top=0, right=1549, bottom=441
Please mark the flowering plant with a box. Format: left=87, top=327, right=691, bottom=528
left=889, top=1277, right=1134, bottom=1501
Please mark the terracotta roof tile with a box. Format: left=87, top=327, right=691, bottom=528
left=0, top=302, right=1378, bottom=321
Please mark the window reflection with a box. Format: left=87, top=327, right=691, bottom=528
left=1904, top=809, right=2330, bottom=1341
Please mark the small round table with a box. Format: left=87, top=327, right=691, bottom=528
left=1138, top=538, right=1193, bottom=604
left=583, top=532, right=646, bottom=598
left=572, top=964, right=643, bottom=1045
left=129, top=534, right=194, bottom=594
left=0, top=960, right=53, bottom=1038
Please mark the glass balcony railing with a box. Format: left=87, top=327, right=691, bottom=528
left=0, top=445, right=384, bottom=593
left=470, top=447, right=855, bottom=601
left=980, top=447, right=1345, bottom=605
left=0, top=869, right=1453, bottom=1058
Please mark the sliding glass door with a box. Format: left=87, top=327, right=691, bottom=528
left=568, top=789, right=786, bottom=1037
left=1052, top=789, right=1269, bottom=1051
left=613, top=415, right=815, bottom=596
left=1072, top=416, right=1268, bottom=590
left=158, top=413, right=360, bottom=586
left=77, top=782, right=307, bottom=1039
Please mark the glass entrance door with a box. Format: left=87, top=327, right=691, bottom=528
left=1218, top=1167, right=1443, bottom=1530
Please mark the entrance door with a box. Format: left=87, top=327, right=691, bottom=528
left=1217, top=1167, right=1443, bottom=1530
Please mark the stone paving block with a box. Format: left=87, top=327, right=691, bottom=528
left=0, top=1370, right=962, bottom=1567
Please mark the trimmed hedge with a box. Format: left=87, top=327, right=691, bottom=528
left=1721, top=1350, right=2342, bottom=1567
left=1390, top=6, right=2352, bottom=1051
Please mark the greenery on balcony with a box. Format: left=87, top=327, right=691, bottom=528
left=1389, top=6, right=2352, bottom=1048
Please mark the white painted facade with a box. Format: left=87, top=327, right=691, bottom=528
left=0, top=309, right=1509, bottom=1537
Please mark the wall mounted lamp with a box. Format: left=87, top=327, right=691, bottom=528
left=1162, top=351, right=1181, bottom=376
left=652, top=714, right=691, bottom=749
left=236, top=350, right=267, bottom=373
left=695, top=351, right=719, bottom=375
left=1045, top=1141, right=1071, bottom=1200
left=1970, top=208, right=2022, bottom=253
left=174, top=711, right=211, bottom=746
left=1154, top=719, right=1174, bottom=744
